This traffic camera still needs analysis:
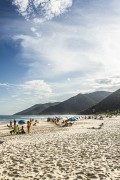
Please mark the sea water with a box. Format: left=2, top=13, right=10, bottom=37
left=0, top=115, right=80, bottom=126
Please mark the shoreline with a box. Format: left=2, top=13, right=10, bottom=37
left=0, top=116, right=120, bottom=179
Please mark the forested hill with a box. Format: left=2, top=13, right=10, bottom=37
left=38, top=91, right=111, bottom=115
left=81, top=89, right=120, bottom=114
left=15, top=102, right=60, bottom=115
left=15, top=91, right=111, bottom=115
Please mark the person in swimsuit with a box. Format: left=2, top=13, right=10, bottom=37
left=27, top=121, right=31, bottom=133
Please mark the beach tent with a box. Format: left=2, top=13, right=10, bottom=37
left=68, top=117, right=78, bottom=121
left=18, top=120, right=26, bottom=125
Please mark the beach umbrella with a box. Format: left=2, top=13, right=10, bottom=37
left=68, top=117, right=78, bottom=121
left=18, top=120, right=26, bottom=125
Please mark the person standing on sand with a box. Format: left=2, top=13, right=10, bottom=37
left=14, top=119, right=16, bottom=127
left=27, top=121, right=31, bottom=133
left=10, top=121, right=12, bottom=127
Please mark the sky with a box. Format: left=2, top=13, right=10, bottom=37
left=0, top=0, right=120, bottom=115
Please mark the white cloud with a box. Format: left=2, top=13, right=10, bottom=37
left=0, top=83, right=9, bottom=87
left=12, top=0, right=72, bottom=23
left=12, top=0, right=29, bottom=17
left=14, top=29, right=102, bottom=80
left=11, top=95, right=18, bottom=98
left=12, top=4, right=120, bottom=93
left=0, top=80, right=54, bottom=114
left=0, top=80, right=52, bottom=102
left=2, top=0, right=120, bottom=114
left=14, top=18, right=120, bottom=81
left=19, top=80, right=52, bottom=93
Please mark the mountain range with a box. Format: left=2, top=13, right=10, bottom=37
left=81, top=89, right=120, bottom=114
left=15, top=91, right=111, bottom=115
left=15, top=102, right=60, bottom=115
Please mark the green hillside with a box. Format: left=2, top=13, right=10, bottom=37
left=81, top=89, right=120, bottom=114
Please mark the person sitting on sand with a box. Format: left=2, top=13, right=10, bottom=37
left=7, top=120, right=13, bottom=128
left=69, top=122, right=73, bottom=126
left=62, top=121, right=69, bottom=127
left=19, top=126, right=26, bottom=134
left=10, top=125, right=19, bottom=135
left=15, top=125, right=19, bottom=134
left=33, top=120, right=38, bottom=126
left=33, top=122, right=37, bottom=126
left=10, top=127, right=14, bottom=134
left=7, top=124, right=12, bottom=128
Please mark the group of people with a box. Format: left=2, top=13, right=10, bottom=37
left=47, top=117, right=60, bottom=123
left=8, top=119, right=32, bottom=135
left=47, top=117, right=73, bottom=127
left=7, top=119, right=16, bottom=128
left=10, top=125, right=26, bottom=135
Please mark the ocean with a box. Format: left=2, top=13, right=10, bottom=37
left=0, top=115, right=80, bottom=126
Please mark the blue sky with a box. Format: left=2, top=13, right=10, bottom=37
left=0, top=0, right=120, bottom=114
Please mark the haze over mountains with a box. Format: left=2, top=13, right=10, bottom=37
left=81, top=89, right=120, bottom=114
left=15, top=91, right=111, bottom=115
left=15, top=103, right=60, bottom=115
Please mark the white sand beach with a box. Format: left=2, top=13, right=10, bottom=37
left=0, top=116, right=120, bottom=180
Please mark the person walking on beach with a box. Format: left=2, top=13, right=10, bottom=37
left=27, top=121, right=31, bottom=133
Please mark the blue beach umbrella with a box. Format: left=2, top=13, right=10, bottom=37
left=18, top=120, right=26, bottom=125
left=68, top=117, right=78, bottom=121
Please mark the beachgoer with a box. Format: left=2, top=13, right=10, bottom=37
left=30, top=119, right=32, bottom=124
left=10, top=127, right=14, bottom=135
left=10, top=121, right=12, bottom=127
left=30, top=120, right=32, bottom=126
left=27, top=121, right=31, bottom=133
left=14, top=125, right=19, bottom=134
left=33, top=122, right=37, bottom=126
left=14, top=119, right=16, bottom=127
left=20, top=126, right=26, bottom=134
left=10, top=125, right=19, bottom=135
left=62, top=121, right=68, bottom=127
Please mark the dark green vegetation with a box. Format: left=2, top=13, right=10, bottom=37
left=81, top=89, right=120, bottom=114
left=15, top=102, right=60, bottom=115
left=39, top=91, right=111, bottom=115
left=15, top=91, right=111, bottom=115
